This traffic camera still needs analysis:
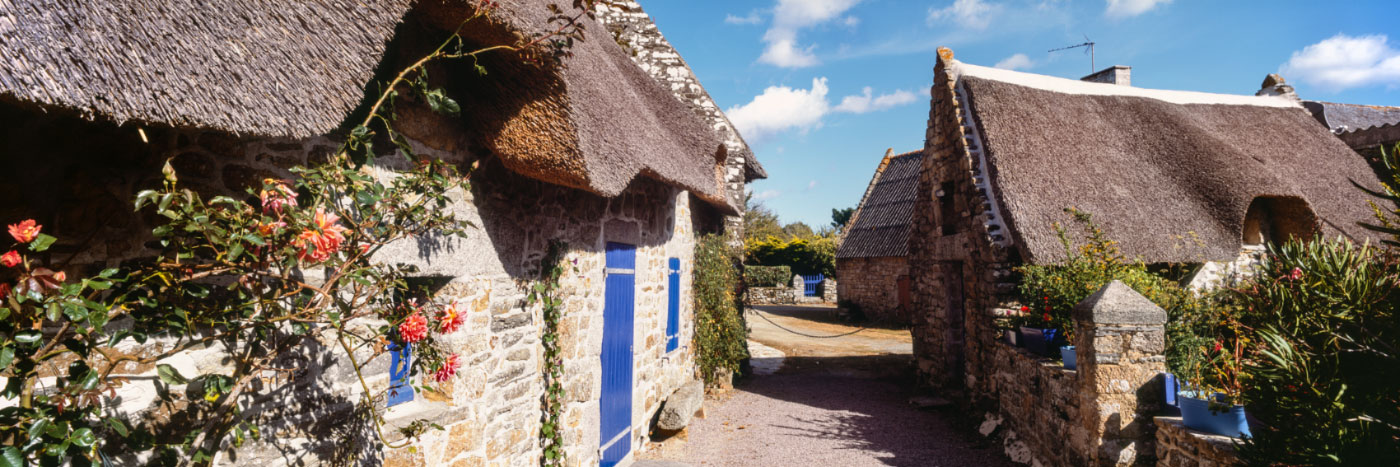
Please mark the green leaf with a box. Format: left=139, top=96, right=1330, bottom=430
left=0, top=447, right=21, bottom=467
left=70, top=428, right=96, bottom=448
left=15, top=332, right=41, bottom=345
left=156, top=364, right=188, bottom=385
left=104, top=417, right=129, bottom=437
left=27, top=234, right=56, bottom=253
left=0, top=346, right=12, bottom=369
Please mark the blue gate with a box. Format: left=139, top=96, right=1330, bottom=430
left=802, top=274, right=824, bottom=297
left=600, top=242, right=635, bottom=466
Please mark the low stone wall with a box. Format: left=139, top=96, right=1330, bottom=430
left=1154, top=417, right=1240, bottom=466
left=978, top=341, right=1088, bottom=466
left=745, top=286, right=796, bottom=305
left=969, top=282, right=1168, bottom=466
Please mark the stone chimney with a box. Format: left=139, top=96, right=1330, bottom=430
left=1255, top=73, right=1299, bottom=101
left=1081, top=65, right=1132, bottom=86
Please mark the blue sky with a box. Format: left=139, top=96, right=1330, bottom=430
left=641, top=0, right=1400, bottom=228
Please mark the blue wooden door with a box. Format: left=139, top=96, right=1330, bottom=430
left=600, top=242, right=635, bottom=466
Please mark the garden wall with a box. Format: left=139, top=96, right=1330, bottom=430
left=835, top=256, right=909, bottom=323
left=1154, top=416, right=1240, bottom=466
left=0, top=102, right=709, bottom=466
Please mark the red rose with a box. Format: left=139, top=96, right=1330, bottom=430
left=1, top=250, right=19, bottom=268
left=1042, top=313, right=1052, bottom=322
left=399, top=312, right=429, bottom=343
left=438, top=302, right=464, bottom=334
left=433, top=354, right=460, bottom=382
left=7, top=219, right=40, bottom=243
left=1289, top=267, right=1303, bottom=281
left=1019, top=306, right=1029, bottom=312
left=1213, top=341, right=1223, bottom=353
left=0, top=282, right=10, bottom=297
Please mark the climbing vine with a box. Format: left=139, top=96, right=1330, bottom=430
left=0, top=2, right=600, bottom=465
left=528, top=242, right=571, bottom=466
left=692, top=233, right=749, bottom=386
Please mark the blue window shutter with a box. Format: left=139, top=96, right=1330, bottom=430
left=666, top=257, right=680, bottom=352
left=387, top=342, right=413, bottom=406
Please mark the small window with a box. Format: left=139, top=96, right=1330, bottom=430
left=387, top=342, right=413, bottom=406
left=665, top=258, right=681, bottom=352
left=938, top=181, right=956, bottom=236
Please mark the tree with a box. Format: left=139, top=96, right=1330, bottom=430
left=743, top=192, right=785, bottom=242
left=831, top=207, right=855, bottom=230
left=782, top=221, right=814, bottom=240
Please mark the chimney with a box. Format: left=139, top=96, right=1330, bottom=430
left=1080, top=65, right=1132, bottom=86
left=1255, top=73, right=1299, bottom=101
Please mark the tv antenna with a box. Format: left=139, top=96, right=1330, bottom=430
left=1049, top=35, right=1096, bottom=73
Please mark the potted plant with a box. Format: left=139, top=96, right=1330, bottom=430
left=1179, top=320, right=1252, bottom=438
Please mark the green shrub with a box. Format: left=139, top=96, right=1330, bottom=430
left=744, top=265, right=792, bottom=287
left=1016, top=209, right=1193, bottom=352
left=744, top=236, right=835, bottom=277
left=693, top=234, right=749, bottom=386
left=1230, top=239, right=1400, bottom=465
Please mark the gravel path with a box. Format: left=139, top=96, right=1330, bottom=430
left=639, top=306, right=1011, bottom=467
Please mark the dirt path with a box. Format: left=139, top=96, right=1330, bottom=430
left=637, top=305, right=1010, bottom=467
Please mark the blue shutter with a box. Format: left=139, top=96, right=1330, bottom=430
left=666, top=257, right=680, bottom=352
left=600, top=243, right=636, bottom=466
left=387, top=342, right=413, bottom=406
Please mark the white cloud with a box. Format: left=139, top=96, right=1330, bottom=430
left=926, top=0, right=1001, bottom=30
left=1280, top=34, right=1400, bottom=92
left=725, top=11, right=762, bottom=25
left=758, top=0, right=862, bottom=68
left=833, top=87, right=918, bottom=113
left=842, top=16, right=860, bottom=27
left=728, top=78, right=832, bottom=140
left=1104, top=0, right=1171, bottom=18
left=994, top=53, right=1034, bottom=70
left=728, top=78, right=920, bottom=141
left=753, top=189, right=782, bottom=201
left=807, top=180, right=819, bottom=189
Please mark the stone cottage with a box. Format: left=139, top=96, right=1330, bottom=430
left=0, top=1, right=758, bottom=466
left=835, top=148, right=924, bottom=324
left=906, top=50, right=1381, bottom=464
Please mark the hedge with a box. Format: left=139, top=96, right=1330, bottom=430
left=744, top=265, right=792, bottom=287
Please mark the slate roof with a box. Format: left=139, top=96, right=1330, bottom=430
left=944, top=59, right=1382, bottom=264
left=837, top=149, right=925, bottom=259
left=1302, top=101, right=1400, bottom=150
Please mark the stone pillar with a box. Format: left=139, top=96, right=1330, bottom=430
left=821, top=278, right=837, bottom=303
left=1073, top=281, right=1167, bottom=466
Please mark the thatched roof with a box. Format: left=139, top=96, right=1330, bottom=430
left=0, top=0, right=414, bottom=136
left=837, top=149, right=923, bottom=259
left=945, top=60, right=1382, bottom=264
left=0, top=0, right=734, bottom=211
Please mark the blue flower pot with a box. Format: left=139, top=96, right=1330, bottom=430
left=1060, top=346, right=1077, bottom=370
left=1178, top=391, right=1251, bottom=438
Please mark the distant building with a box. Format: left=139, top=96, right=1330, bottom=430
left=835, top=148, right=924, bottom=324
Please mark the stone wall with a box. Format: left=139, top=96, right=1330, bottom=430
left=745, top=286, right=797, bottom=305
left=1153, top=417, right=1240, bottom=466
left=836, top=256, right=909, bottom=323
left=976, top=342, right=1087, bottom=466
left=0, top=96, right=709, bottom=466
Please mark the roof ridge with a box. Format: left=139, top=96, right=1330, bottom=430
left=948, top=59, right=1300, bottom=109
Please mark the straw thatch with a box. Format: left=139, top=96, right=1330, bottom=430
left=837, top=149, right=923, bottom=259
left=0, top=0, right=735, bottom=211
left=949, top=62, right=1382, bottom=264
left=0, top=0, right=415, bottom=137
